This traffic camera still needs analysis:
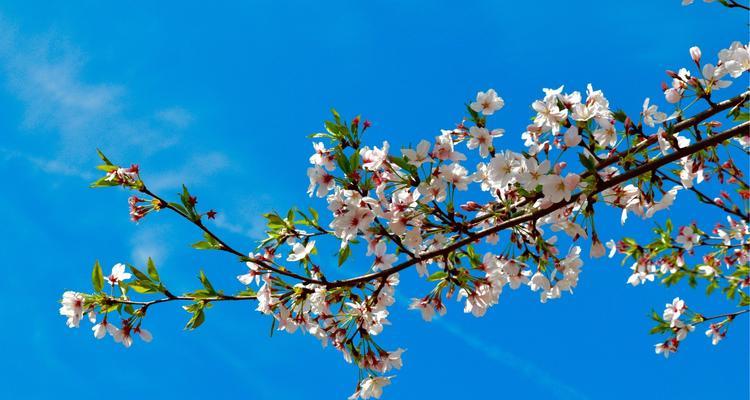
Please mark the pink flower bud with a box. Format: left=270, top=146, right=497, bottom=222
left=460, top=201, right=482, bottom=212
left=554, top=162, right=567, bottom=174
left=590, top=239, right=606, bottom=259
left=689, top=46, right=701, bottom=63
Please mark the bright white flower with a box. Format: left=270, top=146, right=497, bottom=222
left=457, top=285, right=492, bottom=317
left=255, top=276, right=276, bottom=314
left=92, top=320, right=117, bottom=339
left=307, top=166, right=335, bottom=198
left=705, top=324, right=725, bottom=345
left=107, top=263, right=132, bottom=286
left=563, top=126, right=582, bottom=147
left=134, top=326, right=153, bottom=343
left=664, top=87, right=683, bottom=104
left=718, top=41, right=749, bottom=78
left=571, top=103, right=597, bottom=122
left=112, top=323, right=134, bottom=348
left=518, top=157, right=550, bottom=191
left=532, top=98, right=568, bottom=133
left=433, top=131, right=466, bottom=161
left=642, top=98, right=667, bottom=127
left=238, top=255, right=265, bottom=286
left=287, top=240, right=315, bottom=262
left=487, top=151, right=522, bottom=189
left=309, top=142, right=336, bottom=171
left=402, top=140, right=432, bottom=167
left=593, top=119, right=617, bottom=147
left=627, top=258, right=656, bottom=286
left=467, top=126, right=504, bottom=157
left=700, top=64, right=732, bottom=91
left=331, top=206, right=375, bottom=245
left=656, top=128, right=691, bottom=155
left=360, top=142, right=390, bottom=171
left=470, top=89, right=505, bottom=116
left=439, top=163, right=471, bottom=190
left=409, top=298, right=443, bottom=321
left=59, top=291, right=85, bottom=328
left=673, top=320, right=694, bottom=341
left=372, top=242, right=398, bottom=271
left=349, top=376, right=393, bottom=400
left=529, top=271, right=551, bottom=292
left=645, top=186, right=681, bottom=218
left=662, top=297, right=686, bottom=325
left=655, top=339, right=678, bottom=358
left=541, top=173, right=580, bottom=203
left=675, top=226, right=701, bottom=251
left=417, top=179, right=447, bottom=203
left=378, top=348, right=405, bottom=372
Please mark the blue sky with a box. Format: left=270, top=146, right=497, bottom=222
left=0, top=1, right=747, bottom=398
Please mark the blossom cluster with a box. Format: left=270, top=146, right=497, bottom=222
left=61, top=27, right=749, bottom=399
left=59, top=263, right=153, bottom=347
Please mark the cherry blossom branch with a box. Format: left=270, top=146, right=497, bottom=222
left=327, top=120, right=749, bottom=288
left=104, top=293, right=257, bottom=308
left=139, top=186, right=327, bottom=286
left=596, top=91, right=748, bottom=171
left=656, top=171, right=749, bottom=220
left=697, top=308, right=749, bottom=323
left=466, top=91, right=750, bottom=227
left=724, top=0, right=750, bottom=10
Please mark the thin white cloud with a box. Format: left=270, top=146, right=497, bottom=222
left=130, top=224, right=171, bottom=267
left=146, top=151, right=230, bottom=191
left=0, top=15, right=180, bottom=167
left=0, top=147, right=94, bottom=180
left=434, top=317, right=589, bottom=400
left=156, top=106, right=194, bottom=129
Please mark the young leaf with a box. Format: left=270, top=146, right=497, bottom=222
left=147, top=257, right=160, bottom=282
left=198, top=270, right=216, bottom=294
left=92, top=260, right=104, bottom=293
left=338, top=244, right=351, bottom=267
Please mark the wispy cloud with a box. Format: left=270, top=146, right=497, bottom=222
left=0, top=147, right=94, bottom=180
left=130, top=224, right=171, bottom=267
left=156, top=106, right=194, bottom=129
left=0, top=15, right=188, bottom=170
left=146, top=151, right=230, bottom=191
left=434, top=317, right=589, bottom=400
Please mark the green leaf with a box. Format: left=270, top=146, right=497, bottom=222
left=308, top=207, right=319, bottom=223
left=147, top=257, right=160, bottom=282
left=612, top=109, right=628, bottom=123
left=96, top=149, right=114, bottom=166
left=185, top=307, right=205, bottom=330
left=427, top=271, right=448, bottom=282
left=338, top=244, right=351, bottom=267
left=191, top=232, right=221, bottom=250
left=198, top=270, right=216, bottom=294
left=739, top=291, right=750, bottom=307
left=92, top=260, right=104, bottom=293
left=578, top=152, right=596, bottom=171
left=127, top=282, right=158, bottom=294
left=130, top=266, right=151, bottom=283
left=89, top=176, right=121, bottom=188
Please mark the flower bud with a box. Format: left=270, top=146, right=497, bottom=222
left=689, top=46, right=701, bottom=63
